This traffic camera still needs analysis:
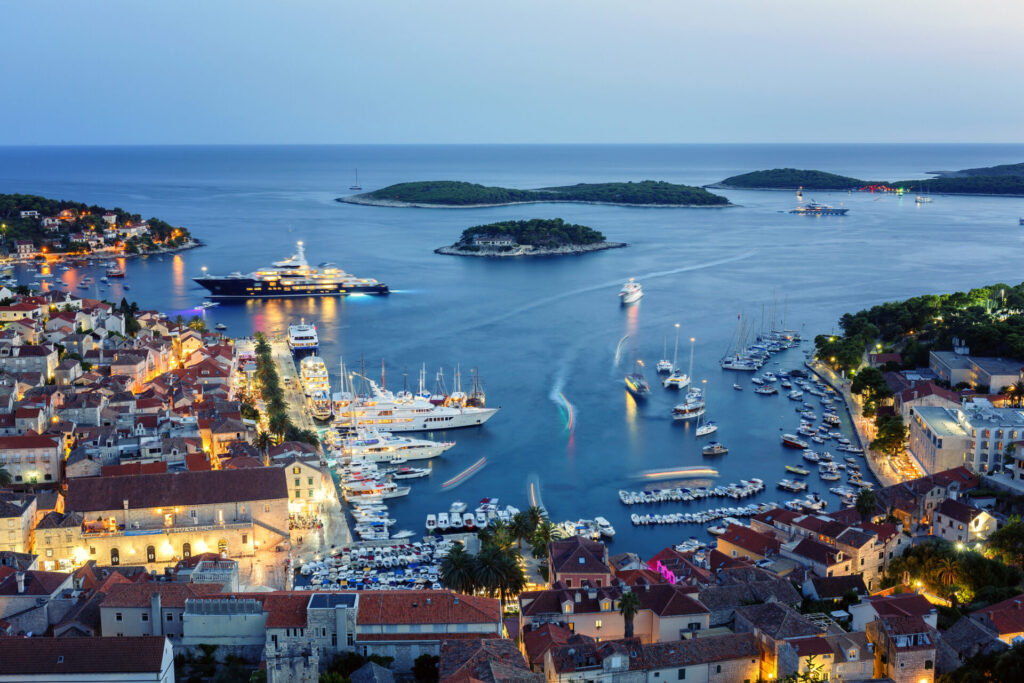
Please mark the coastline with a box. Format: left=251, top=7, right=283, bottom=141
left=435, top=242, right=627, bottom=257
left=706, top=183, right=1024, bottom=198
left=337, top=196, right=733, bottom=209
left=6, top=238, right=203, bottom=266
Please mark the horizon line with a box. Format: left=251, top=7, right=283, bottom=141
left=1, top=141, right=1023, bottom=148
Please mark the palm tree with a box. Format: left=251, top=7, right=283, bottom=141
left=440, top=544, right=476, bottom=594
left=936, top=556, right=959, bottom=588
left=496, top=549, right=528, bottom=606
left=484, top=520, right=515, bottom=552
left=473, top=546, right=507, bottom=599
left=531, top=520, right=556, bottom=560
left=619, top=590, right=641, bottom=639
left=269, top=413, right=290, bottom=441
left=255, top=431, right=272, bottom=465
left=527, top=505, right=547, bottom=530
left=855, top=488, right=877, bottom=521
left=0, top=466, right=11, bottom=488
left=511, top=511, right=534, bottom=549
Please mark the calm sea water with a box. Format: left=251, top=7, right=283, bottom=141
left=3, top=144, right=1024, bottom=556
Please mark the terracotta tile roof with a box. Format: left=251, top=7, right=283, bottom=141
left=718, top=524, right=780, bottom=556
left=789, top=538, right=843, bottom=566
left=936, top=498, right=981, bottom=525
left=225, top=455, right=265, bottom=469
left=439, top=638, right=538, bottom=682
left=522, top=623, right=578, bottom=665
left=66, top=467, right=287, bottom=511
left=752, top=507, right=801, bottom=526
left=0, top=434, right=58, bottom=450
left=971, top=592, right=1024, bottom=636
left=548, top=638, right=644, bottom=674
left=0, top=570, right=71, bottom=596
left=810, top=575, right=867, bottom=600
left=549, top=536, right=610, bottom=576
left=185, top=452, right=212, bottom=471
left=0, top=636, right=169, bottom=675
left=865, top=593, right=935, bottom=619
left=789, top=636, right=834, bottom=657
left=101, top=582, right=223, bottom=608
left=357, top=590, right=499, bottom=626
left=614, top=569, right=667, bottom=586
left=641, top=633, right=758, bottom=667
left=734, top=602, right=821, bottom=640
left=191, top=591, right=311, bottom=628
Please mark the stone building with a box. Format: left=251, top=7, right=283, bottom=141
left=867, top=615, right=937, bottom=683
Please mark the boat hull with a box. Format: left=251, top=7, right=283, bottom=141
left=193, top=277, right=389, bottom=299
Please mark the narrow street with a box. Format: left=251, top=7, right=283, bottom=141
left=270, top=339, right=318, bottom=434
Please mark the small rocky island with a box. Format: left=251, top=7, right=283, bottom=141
left=341, top=180, right=730, bottom=207
left=435, top=218, right=626, bottom=257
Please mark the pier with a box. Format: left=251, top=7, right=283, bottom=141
left=270, top=339, right=318, bottom=434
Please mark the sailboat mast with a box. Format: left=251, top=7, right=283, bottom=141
left=688, top=337, right=695, bottom=380
left=673, top=323, right=680, bottom=366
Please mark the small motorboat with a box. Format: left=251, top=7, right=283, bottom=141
left=733, top=384, right=743, bottom=391
left=702, top=442, right=728, bottom=456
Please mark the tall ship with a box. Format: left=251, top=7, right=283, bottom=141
left=332, top=361, right=498, bottom=433
left=619, top=278, right=643, bottom=304
left=299, top=355, right=330, bottom=396
left=789, top=202, right=848, bottom=216
left=193, top=241, right=389, bottom=299
left=287, top=321, right=319, bottom=354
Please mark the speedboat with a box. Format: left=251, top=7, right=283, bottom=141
left=733, top=384, right=743, bottom=391
left=619, top=278, right=643, bottom=304
left=696, top=420, right=718, bottom=437
left=702, top=442, right=728, bottom=456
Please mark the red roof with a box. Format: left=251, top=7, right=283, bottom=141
left=0, top=637, right=169, bottom=675
left=522, top=623, right=577, bottom=664
left=0, top=435, right=58, bottom=450
left=185, top=453, right=212, bottom=471
left=101, top=582, right=223, bottom=608
left=865, top=593, right=935, bottom=619
left=718, top=524, right=780, bottom=557
left=972, top=593, right=1024, bottom=636
left=357, top=590, right=499, bottom=626
left=789, top=636, right=835, bottom=657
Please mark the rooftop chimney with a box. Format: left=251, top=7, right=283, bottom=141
left=15, top=572, right=25, bottom=594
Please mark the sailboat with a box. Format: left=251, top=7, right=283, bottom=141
left=695, top=388, right=717, bottom=437
left=349, top=169, right=362, bottom=191
left=624, top=360, right=651, bottom=398
left=656, top=335, right=672, bottom=374
left=663, top=330, right=691, bottom=389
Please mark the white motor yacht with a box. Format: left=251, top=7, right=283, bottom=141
left=619, top=278, right=643, bottom=304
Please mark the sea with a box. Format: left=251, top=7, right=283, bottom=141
left=2, top=143, right=1024, bottom=557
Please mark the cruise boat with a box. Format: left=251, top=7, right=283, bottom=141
left=789, top=202, right=849, bottom=216
left=287, top=321, right=319, bottom=354
left=300, top=355, right=330, bottom=396
left=619, top=278, right=643, bottom=304
left=338, top=429, right=454, bottom=461
left=308, top=389, right=333, bottom=421
left=193, top=241, right=389, bottom=299
left=333, top=377, right=498, bottom=433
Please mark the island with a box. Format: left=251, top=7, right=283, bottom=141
left=0, top=193, right=198, bottom=260
left=339, top=180, right=730, bottom=207
left=434, top=218, right=626, bottom=257
left=710, top=166, right=1024, bottom=196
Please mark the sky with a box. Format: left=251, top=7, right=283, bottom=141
left=3, top=0, right=1024, bottom=145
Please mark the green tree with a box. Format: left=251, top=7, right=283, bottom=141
left=269, top=412, right=290, bottom=441
left=439, top=544, right=476, bottom=595
left=531, top=520, right=556, bottom=559
left=619, top=590, right=640, bottom=639
left=988, top=515, right=1024, bottom=567
left=855, top=488, right=878, bottom=521
left=510, top=511, right=534, bottom=550
left=255, top=431, right=272, bottom=464
left=319, top=673, right=349, bottom=683
left=0, top=467, right=11, bottom=488
left=527, top=505, right=547, bottom=530
left=871, top=415, right=907, bottom=457
left=411, top=654, right=439, bottom=683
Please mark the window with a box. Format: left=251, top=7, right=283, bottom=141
left=110, top=548, right=120, bottom=566
left=716, top=665, right=722, bottom=674
left=595, top=619, right=603, bottom=629
left=308, top=489, right=313, bottom=497
left=294, top=478, right=300, bottom=486
left=926, top=660, right=934, bottom=670
left=242, top=534, right=248, bottom=545
left=308, top=477, right=314, bottom=485
left=292, top=466, right=301, bottom=474
left=167, top=613, right=173, bottom=622
left=183, top=543, right=191, bottom=559
left=147, top=545, right=156, bottom=562
left=46, top=549, right=53, bottom=557
left=115, top=612, right=123, bottom=622
left=677, top=669, right=686, bottom=680
left=332, top=633, right=337, bottom=647
left=142, top=613, right=149, bottom=622
left=564, top=579, right=571, bottom=587
left=264, top=504, right=271, bottom=513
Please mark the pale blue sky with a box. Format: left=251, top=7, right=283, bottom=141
left=3, top=0, right=1023, bottom=144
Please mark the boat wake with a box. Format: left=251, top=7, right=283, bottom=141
left=440, top=457, right=487, bottom=490
left=527, top=474, right=547, bottom=516
left=548, top=346, right=578, bottom=434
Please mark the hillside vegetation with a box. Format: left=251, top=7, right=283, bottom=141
left=717, top=168, right=866, bottom=190
left=457, top=218, right=606, bottom=249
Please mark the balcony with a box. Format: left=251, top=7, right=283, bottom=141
left=82, top=516, right=254, bottom=538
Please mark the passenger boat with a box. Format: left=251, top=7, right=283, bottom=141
left=309, top=389, right=333, bottom=421
left=702, top=442, right=728, bottom=456
left=105, top=267, right=125, bottom=278
left=781, top=434, right=808, bottom=449
left=789, top=202, right=849, bottom=216
left=777, top=478, right=808, bottom=492
left=215, top=323, right=228, bottom=331
left=193, top=241, right=389, bottom=299
left=300, top=355, right=331, bottom=396
left=672, top=387, right=705, bottom=421
left=625, top=361, right=651, bottom=398
left=619, top=278, right=643, bottom=304
left=733, top=384, right=743, bottom=391
left=288, top=321, right=319, bottom=354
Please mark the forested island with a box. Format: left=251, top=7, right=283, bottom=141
left=711, top=167, right=1024, bottom=196
left=435, top=218, right=626, bottom=257
left=0, top=193, right=196, bottom=258
left=340, top=180, right=730, bottom=207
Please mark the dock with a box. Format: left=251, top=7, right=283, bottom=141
left=270, top=339, right=318, bottom=434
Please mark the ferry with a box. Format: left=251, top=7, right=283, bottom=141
left=299, top=355, right=330, bottom=396
left=287, top=321, right=319, bottom=354
left=789, top=202, right=848, bottom=216
left=193, top=241, right=389, bottom=299
left=619, top=278, right=643, bottom=304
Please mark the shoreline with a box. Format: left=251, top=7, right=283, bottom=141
left=337, top=196, right=733, bottom=209
left=706, top=183, right=1024, bottom=198
left=435, top=242, right=627, bottom=258
left=5, top=239, right=203, bottom=266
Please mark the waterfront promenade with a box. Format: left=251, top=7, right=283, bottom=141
left=270, top=338, right=319, bottom=434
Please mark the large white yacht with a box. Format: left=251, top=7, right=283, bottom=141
left=299, top=355, right=330, bottom=396
left=287, top=321, right=319, bottom=354
left=338, top=429, right=455, bottom=461
left=332, top=379, right=498, bottom=432
left=619, top=278, right=643, bottom=304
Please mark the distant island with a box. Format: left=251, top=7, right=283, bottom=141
left=0, top=193, right=197, bottom=260
left=339, top=180, right=731, bottom=207
left=435, top=218, right=626, bottom=257
left=710, top=166, right=1024, bottom=196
